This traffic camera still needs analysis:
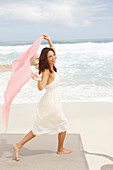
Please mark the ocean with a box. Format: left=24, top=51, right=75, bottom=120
left=0, top=40, right=113, bottom=103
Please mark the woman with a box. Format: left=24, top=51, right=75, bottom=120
left=13, top=34, right=72, bottom=161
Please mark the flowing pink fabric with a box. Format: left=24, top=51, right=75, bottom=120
left=2, top=35, right=44, bottom=133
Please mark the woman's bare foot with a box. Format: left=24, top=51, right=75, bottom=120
left=13, top=144, right=21, bottom=161
left=57, top=148, right=72, bottom=154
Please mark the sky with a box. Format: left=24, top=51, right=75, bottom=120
left=0, top=0, right=113, bottom=41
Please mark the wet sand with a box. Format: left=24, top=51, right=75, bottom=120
left=0, top=64, right=11, bottom=72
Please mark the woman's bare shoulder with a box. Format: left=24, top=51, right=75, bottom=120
left=42, top=69, right=50, bottom=76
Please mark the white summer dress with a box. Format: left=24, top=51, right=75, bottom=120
left=32, top=71, right=69, bottom=136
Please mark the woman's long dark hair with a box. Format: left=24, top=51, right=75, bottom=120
left=38, top=47, right=57, bottom=74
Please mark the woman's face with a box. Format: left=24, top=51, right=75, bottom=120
left=47, top=50, right=56, bottom=66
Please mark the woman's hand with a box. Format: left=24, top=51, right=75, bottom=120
left=42, top=34, right=56, bottom=54
left=42, top=34, right=50, bottom=41
left=32, top=74, right=41, bottom=81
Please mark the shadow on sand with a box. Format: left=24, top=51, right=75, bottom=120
left=84, top=150, right=113, bottom=170
left=0, top=138, right=55, bottom=160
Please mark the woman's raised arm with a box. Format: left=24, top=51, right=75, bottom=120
left=42, top=34, right=56, bottom=55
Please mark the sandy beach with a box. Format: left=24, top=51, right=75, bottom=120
left=0, top=102, right=113, bottom=170
left=0, top=64, right=11, bottom=72
left=0, top=0, right=113, bottom=169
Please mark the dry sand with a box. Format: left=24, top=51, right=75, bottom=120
left=0, top=133, right=89, bottom=170
left=0, top=101, right=113, bottom=170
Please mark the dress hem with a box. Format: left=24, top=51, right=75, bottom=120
left=32, top=121, right=69, bottom=136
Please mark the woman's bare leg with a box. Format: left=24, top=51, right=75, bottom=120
left=13, top=130, right=36, bottom=161
left=57, top=131, right=72, bottom=154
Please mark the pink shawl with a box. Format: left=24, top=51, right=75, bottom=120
left=2, top=35, right=44, bottom=132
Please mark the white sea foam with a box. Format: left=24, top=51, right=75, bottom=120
left=0, top=41, right=113, bottom=102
